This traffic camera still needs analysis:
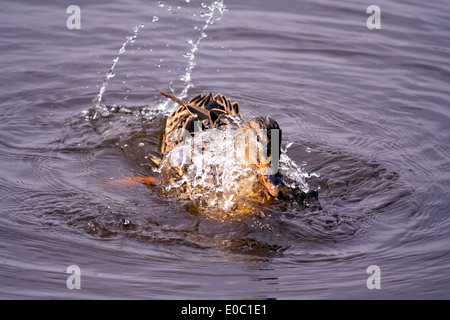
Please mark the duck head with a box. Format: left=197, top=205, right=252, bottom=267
left=239, top=116, right=287, bottom=199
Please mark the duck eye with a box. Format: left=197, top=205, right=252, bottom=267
left=256, top=134, right=260, bottom=142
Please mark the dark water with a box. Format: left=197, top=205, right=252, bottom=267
left=1, top=0, right=449, bottom=299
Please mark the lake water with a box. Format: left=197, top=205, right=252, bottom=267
left=0, top=0, right=449, bottom=299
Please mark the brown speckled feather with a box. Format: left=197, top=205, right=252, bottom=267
left=155, top=89, right=287, bottom=201
left=158, top=90, right=241, bottom=155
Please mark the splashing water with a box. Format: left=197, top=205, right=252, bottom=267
left=86, top=1, right=227, bottom=116
left=90, top=24, right=144, bottom=119
left=176, top=0, right=227, bottom=105
left=155, top=0, right=228, bottom=113
left=83, top=1, right=318, bottom=211
left=279, top=141, right=319, bottom=192
left=157, top=125, right=263, bottom=214
left=157, top=125, right=314, bottom=214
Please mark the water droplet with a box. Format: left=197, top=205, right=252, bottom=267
left=201, top=2, right=208, bottom=8
left=152, top=16, right=159, bottom=22
left=138, top=142, right=145, bottom=147
left=185, top=0, right=190, bottom=3
left=306, top=147, right=311, bottom=153
left=158, top=1, right=164, bottom=7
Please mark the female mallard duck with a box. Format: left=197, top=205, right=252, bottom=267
left=155, top=89, right=287, bottom=201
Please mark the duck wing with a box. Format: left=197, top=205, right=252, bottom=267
left=157, top=90, right=240, bottom=127
left=157, top=90, right=241, bottom=155
left=187, top=93, right=240, bottom=125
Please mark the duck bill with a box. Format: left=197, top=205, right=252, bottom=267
left=261, top=172, right=287, bottom=199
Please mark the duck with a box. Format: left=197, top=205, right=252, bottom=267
left=155, top=89, right=287, bottom=201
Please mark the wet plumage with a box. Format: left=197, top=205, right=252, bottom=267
left=157, top=90, right=286, bottom=201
